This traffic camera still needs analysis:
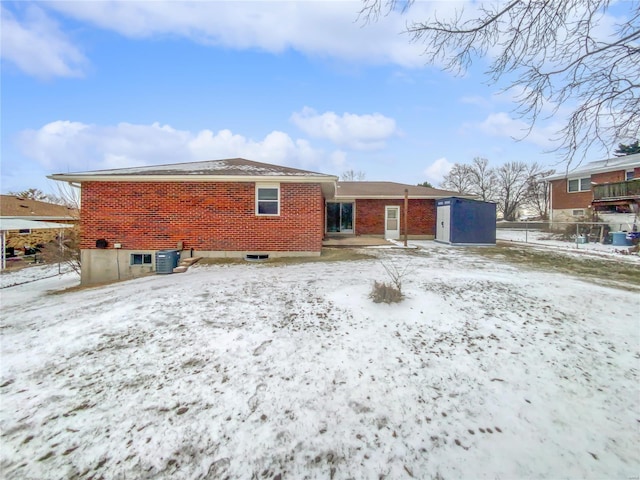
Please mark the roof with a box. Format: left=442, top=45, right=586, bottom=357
left=0, top=218, right=73, bottom=232
left=334, top=181, right=472, bottom=199
left=0, top=195, right=77, bottom=220
left=48, top=158, right=338, bottom=183
left=543, top=153, right=640, bottom=181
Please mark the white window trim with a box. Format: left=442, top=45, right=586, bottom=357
left=255, top=183, right=280, bottom=216
left=567, top=177, right=590, bottom=193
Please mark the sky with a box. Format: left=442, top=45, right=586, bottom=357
left=0, top=0, right=630, bottom=196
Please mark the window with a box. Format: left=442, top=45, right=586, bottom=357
left=626, top=170, right=635, bottom=180
left=131, top=253, right=152, bottom=265
left=256, top=184, right=279, bottom=215
left=568, top=177, right=590, bottom=192
left=572, top=209, right=585, bottom=216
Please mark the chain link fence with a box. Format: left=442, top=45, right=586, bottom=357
left=496, top=221, right=639, bottom=248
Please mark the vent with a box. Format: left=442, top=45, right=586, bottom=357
left=96, top=239, right=108, bottom=248
left=245, top=254, right=269, bottom=262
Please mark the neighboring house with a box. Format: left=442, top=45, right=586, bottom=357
left=49, top=158, right=465, bottom=284
left=0, top=195, right=77, bottom=224
left=0, top=195, right=78, bottom=262
left=544, top=153, right=640, bottom=227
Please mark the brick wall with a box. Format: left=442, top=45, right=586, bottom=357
left=592, top=171, right=625, bottom=184
left=550, top=179, right=592, bottom=210
left=551, top=169, right=629, bottom=210
left=80, top=182, right=324, bottom=252
left=355, top=199, right=436, bottom=236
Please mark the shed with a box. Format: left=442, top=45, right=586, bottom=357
left=435, top=197, right=496, bottom=245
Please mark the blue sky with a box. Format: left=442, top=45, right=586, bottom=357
left=0, top=1, right=622, bottom=196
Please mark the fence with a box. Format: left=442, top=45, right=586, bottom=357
left=496, top=221, right=638, bottom=248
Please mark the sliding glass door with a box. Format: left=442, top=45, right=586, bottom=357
left=326, top=202, right=354, bottom=233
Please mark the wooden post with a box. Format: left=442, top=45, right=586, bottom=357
left=404, top=189, right=408, bottom=247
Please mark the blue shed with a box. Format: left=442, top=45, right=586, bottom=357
left=435, top=197, right=496, bottom=245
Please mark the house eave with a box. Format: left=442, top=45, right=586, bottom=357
left=47, top=173, right=338, bottom=184
left=543, top=161, right=640, bottom=182
left=332, top=194, right=476, bottom=200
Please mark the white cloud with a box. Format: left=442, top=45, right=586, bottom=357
left=290, top=107, right=397, bottom=150
left=472, top=112, right=561, bottom=149
left=45, top=1, right=430, bottom=68
left=16, top=121, right=342, bottom=174
left=423, top=157, right=454, bottom=185
left=459, top=96, right=492, bottom=109
left=0, top=5, right=87, bottom=78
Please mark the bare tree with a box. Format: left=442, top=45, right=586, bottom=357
left=360, top=1, right=640, bottom=166
left=9, top=188, right=50, bottom=202
left=341, top=169, right=367, bottom=181
left=523, top=168, right=555, bottom=220
left=440, top=163, right=474, bottom=193
left=440, top=157, right=497, bottom=201
left=40, top=183, right=81, bottom=274
left=495, top=161, right=534, bottom=221
left=467, top=157, right=497, bottom=202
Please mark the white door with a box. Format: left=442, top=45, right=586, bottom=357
left=385, top=206, right=400, bottom=239
left=437, top=204, right=450, bottom=243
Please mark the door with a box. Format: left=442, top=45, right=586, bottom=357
left=437, top=203, right=450, bottom=243
left=385, top=206, right=400, bottom=239
left=326, top=202, right=354, bottom=233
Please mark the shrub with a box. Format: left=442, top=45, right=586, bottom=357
left=370, top=280, right=403, bottom=304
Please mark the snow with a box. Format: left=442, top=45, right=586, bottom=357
left=495, top=228, right=640, bottom=262
left=1, top=242, right=638, bottom=479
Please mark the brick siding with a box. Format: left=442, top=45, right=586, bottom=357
left=355, top=199, right=436, bottom=236
left=551, top=169, right=631, bottom=210
left=592, top=171, right=625, bottom=184
left=80, top=182, right=324, bottom=252
left=550, top=179, right=592, bottom=210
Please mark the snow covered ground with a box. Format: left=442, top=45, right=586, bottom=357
left=1, top=242, right=638, bottom=479
left=496, top=228, right=640, bottom=262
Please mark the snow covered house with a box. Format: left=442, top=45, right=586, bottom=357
left=49, top=158, right=463, bottom=284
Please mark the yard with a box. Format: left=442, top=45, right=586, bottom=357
left=1, top=241, right=638, bottom=479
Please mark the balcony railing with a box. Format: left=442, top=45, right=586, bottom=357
left=592, top=179, right=640, bottom=200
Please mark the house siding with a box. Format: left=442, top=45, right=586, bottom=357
left=592, top=171, right=625, bottom=184
left=551, top=169, right=633, bottom=210
left=550, top=179, right=593, bottom=210
left=81, top=181, right=324, bottom=253
left=355, top=199, right=436, bottom=236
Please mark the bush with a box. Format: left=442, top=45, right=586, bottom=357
left=370, top=280, right=403, bottom=304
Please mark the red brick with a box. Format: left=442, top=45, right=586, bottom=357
left=81, top=182, right=324, bottom=252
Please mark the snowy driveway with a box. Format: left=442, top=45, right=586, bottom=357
left=1, top=243, right=638, bottom=479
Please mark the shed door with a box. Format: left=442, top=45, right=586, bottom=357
left=437, top=204, right=450, bottom=243
left=385, top=206, right=400, bottom=240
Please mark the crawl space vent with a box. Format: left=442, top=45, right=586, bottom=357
left=245, top=254, right=269, bottom=262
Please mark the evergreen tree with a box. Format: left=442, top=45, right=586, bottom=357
left=613, top=140, right=640, bottom=156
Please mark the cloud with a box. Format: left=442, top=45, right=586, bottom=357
left=0, top=5, right=87, bottom=79
left=459, top=96, right=492, bottom=109
left=423, top=157, right=454, bottom=185
left=470, top=112, right=561, bottom=149
left=290, top=107, right=397, bottom=150
left=16, top=121, right=342, bottom=174
left=45, top=1, right=429, bottom=68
